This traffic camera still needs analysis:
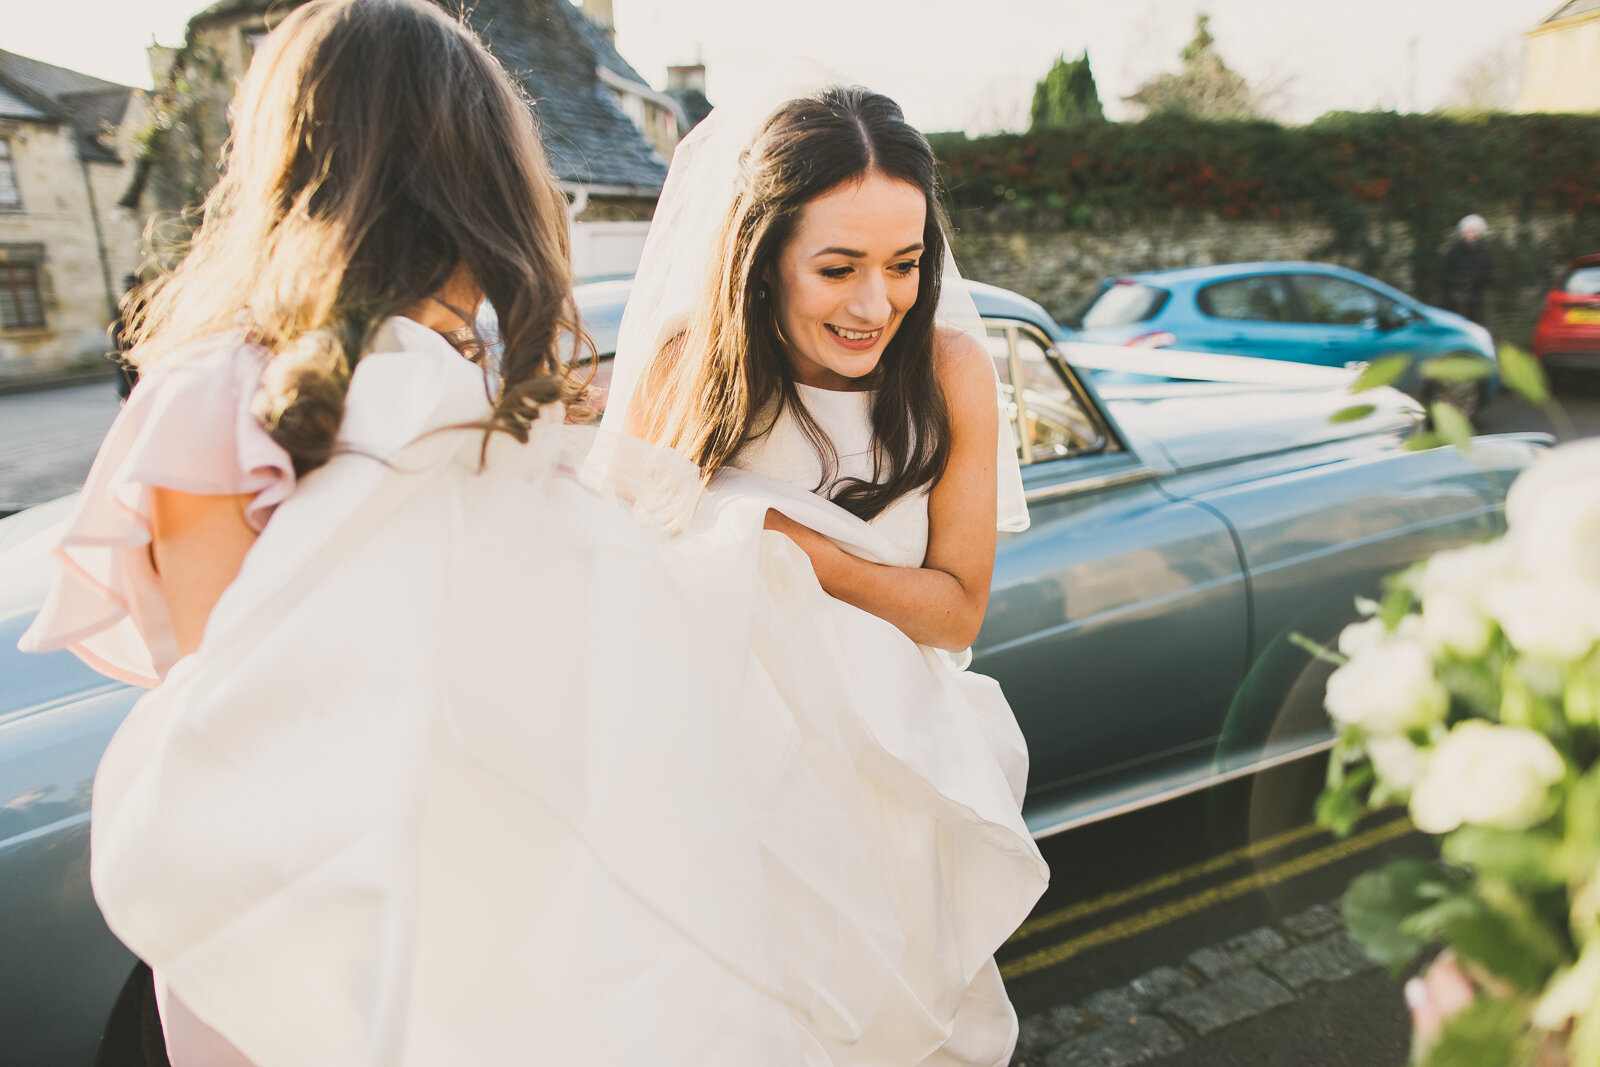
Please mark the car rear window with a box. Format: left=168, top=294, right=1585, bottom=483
left=1564, top=266, right=1600, bottom=296
left=1080, top=282, right=1170, bottom=329
left=1197, top=276, right=1294, bottom=322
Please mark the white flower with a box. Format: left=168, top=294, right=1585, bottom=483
left=1533, top=939, right=1600, bottom=1030
left=1337, top=617, right=1389, bottom=659
left=1410, top=541, right=1515, bottom=602
left=1506, top=439, right=1600, bottom=588
left=1366, top=735, right=1428, bottom=792
left=1484, top=579, right=1600, bottom=664
left=1408, top=721, right=1566, bottom=834
left=1418, top=590, right=1494, bottom=659
left=1325, top=639, right=1449, bottom=736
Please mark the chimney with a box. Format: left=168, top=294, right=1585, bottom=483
left=580, top=0, right=615, bottom=41
left=667, top=64, right=706, bottom=95
left=147, top=43, right=179, bottom=88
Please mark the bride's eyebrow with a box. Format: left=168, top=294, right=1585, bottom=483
left=811, top=242, right=925, bottom=259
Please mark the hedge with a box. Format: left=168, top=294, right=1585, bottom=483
left=928, top=112, right=1600, bottom=311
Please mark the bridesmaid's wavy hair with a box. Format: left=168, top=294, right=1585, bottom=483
left=127, top=0, right=587, bottom=475
left=635, top=86, right=951, bottom=522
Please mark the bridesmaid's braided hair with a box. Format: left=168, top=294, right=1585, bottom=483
left=126, top=0, right=589, bottom=476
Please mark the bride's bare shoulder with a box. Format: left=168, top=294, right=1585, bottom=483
left=932, top=327, right=996, bottom=418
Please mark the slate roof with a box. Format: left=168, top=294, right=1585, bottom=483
left=469, top=0, right=666, bottom=189
left=667, top=86, right=713, bottom=131
left=178, top=0, right=667, bottom=191
left=0, top=50, right=132, bottom=163
left=1542, top=0, right=1600, bottom=22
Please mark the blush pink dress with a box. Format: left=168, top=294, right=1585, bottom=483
left=21, top=334, right=295, bottom=686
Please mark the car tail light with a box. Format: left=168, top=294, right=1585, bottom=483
left=1124, top=331, right=1176, bottom=348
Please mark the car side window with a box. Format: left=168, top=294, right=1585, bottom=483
left=984, top=321, right=1109, bottom=464
left=1292, top=274, right=1381, bottom=327
left=1196, top=276, right=1293, bottom=322
left=1564, top=266, right=1600, bottom=295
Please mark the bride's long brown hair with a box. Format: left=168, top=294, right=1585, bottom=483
left=633, top=87, right=951, bottom=522
left=127, top=0, right=585, bottom=475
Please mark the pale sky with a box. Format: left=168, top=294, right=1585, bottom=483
left=4, top=0, right=1563, bottom=132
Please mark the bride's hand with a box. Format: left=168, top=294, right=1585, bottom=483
left=1406, top=952, right=1475, bottom=1048
left=763, top=509, right=840, bottom=570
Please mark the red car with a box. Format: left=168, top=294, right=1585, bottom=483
left=1531, top=254, right=1600, bottom=381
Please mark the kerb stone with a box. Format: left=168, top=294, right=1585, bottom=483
left=1043, top=1015, right=1185, bottom=1067
left=1265, top=930, right=1381, bottom=989
left=1185, top=926, right=1289, bottom=979
left=1157, top=968, right=1295, bottom=1036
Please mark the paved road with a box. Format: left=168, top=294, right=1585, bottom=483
left=0, top=381, right=120, bottom=514
left=1002, top=378, right=1600, bottom=1067
left=1006, top=762, right=1427, bottom=1066
left=1, top=372, right=1597, bottom=1064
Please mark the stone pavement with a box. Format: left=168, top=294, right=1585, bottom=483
left=1012, top=901, right=1380, bottom=1067
left=0, top=381, right=119, bottom=513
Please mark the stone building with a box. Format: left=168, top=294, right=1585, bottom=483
left=1518, top=0, right=1600, bottom=112
left=0, top=51, right=144, bottom=373
left=131, top=0, right=694, bottom=279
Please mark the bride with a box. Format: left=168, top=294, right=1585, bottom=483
left=603, top=86, right=1048, bottom=1066
left=23, top=0, right=1044, bottom=1054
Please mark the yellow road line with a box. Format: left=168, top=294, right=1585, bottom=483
left=1001, top=816, right=1416, bottom=983
left=1011, top=819, right=1330, bottom=944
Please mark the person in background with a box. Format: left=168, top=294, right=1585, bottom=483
left=1441, top=214, right=1493, bottom=327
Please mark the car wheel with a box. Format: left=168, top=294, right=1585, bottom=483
left=95, top=963, right=171, bottom=1067
left=1422, top=372, right=1486, bottom=426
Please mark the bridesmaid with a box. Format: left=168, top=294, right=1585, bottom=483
left=22, top=0, right=582, bottom=1061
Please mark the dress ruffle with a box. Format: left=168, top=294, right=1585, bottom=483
left=84, top=319, right=1047, bottom=1066
left=19, top=334, right=294, bottom=686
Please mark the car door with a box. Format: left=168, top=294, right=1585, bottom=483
left=0, top=607, right=139, bottom=1066
left=1283, top=271, right=1396, bottom=368
left=973, top=319, right=1250, bottom=833
left=1190, top=273, right=1312, bottom=358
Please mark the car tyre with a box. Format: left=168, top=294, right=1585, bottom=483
left=1422, top=366, right=1487, bottom=426
left=95, top=963, right=171, bottom=1067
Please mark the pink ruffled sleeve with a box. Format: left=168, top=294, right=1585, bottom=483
left=18, top=335, right=295, bottom=687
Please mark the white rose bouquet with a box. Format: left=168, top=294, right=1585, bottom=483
left=1313, top=434, right=1600, bottom=1067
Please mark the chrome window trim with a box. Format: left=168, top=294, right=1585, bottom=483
left=1026, top=736, right=1337, bottom=839
left=981, top=316, right=1118, bottom=466
left=1023, top=464, right=1156, bottom=505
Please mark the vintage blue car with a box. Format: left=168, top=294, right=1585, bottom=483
left=0, top=282, right=1548, bottom=1063
left=1066, top=262, right=1500, bottom=420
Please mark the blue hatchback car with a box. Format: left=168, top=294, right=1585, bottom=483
left=1068, top=262, right=1499, bottom=417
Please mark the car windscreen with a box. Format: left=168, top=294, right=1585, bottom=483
left=1564, top=266, right=1600, bottom=296
left=1080, top=282, right=1170, bottom=329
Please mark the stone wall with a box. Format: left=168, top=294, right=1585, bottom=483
left=0, top=122, right=122, bottom=371
left=947, top=207, right=1599, bottom=349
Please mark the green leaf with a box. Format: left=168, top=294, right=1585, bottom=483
left=1405, top=431, right=1444, bottom=452
left=1441, top=881, right=1569, bottom=991
left=1423, top=356, right=1495, bottom=384
left=1342, top=859, right=1455, bottom=973
left=1330, top=403, right=1378, bottom=423
left=1496, top=343, right=1550, bottom=406
left=1290, top=631, right=1347, bottom=666
left=1564, top=654, right=1600, bottom=728
left=1352, top=353, right=1413, bottom=393
left=1431, top=402, right=1475, bottom=450
left=1420, top=996, right=1536, bottom=1067
left=1316, top=760, right=1374, bottom=838
left=1379, top=583, right=1415, bottom=631
left=1442, top=826, right=1568, bottom=889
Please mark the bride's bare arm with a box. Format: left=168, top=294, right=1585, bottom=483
left=149, top=488, right=260, bottom=658
left=764, top=329, right=999, bottom=651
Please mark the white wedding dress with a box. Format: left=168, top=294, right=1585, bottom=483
left=83, top=320, right=1047, bottom=1066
